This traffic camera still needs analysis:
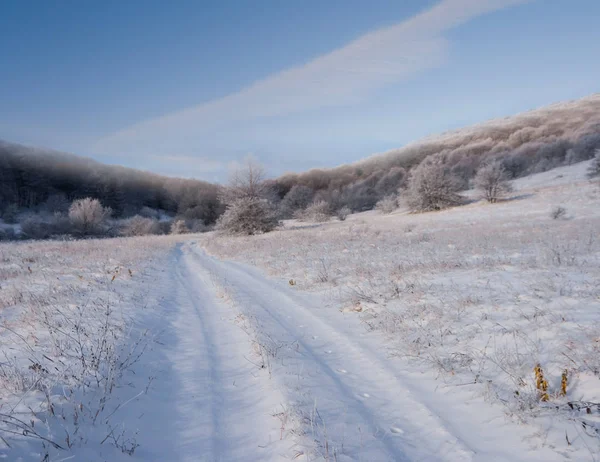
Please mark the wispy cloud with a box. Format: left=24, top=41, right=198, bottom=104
left=92, top=0, right=527, bottom=172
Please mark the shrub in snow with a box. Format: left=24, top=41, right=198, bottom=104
left=474, top=161, right=513, bottom=203
left=336, top=206, right=351, bottom=221
left=550, top=206, right=567, bottom=220
left=20, top=213, right=72, bottom=239
left=405, top=155, right=462, bottom=212
left=297, top=200, right=331, bottom=222
left=216, top=197, right=279, bottom=235
left=375, top=195, right=398, bottom=214
left=121, top=215, right=160, bottom=237
left=170, top=219, right=189, bottom=234
left=69, top=198, right=112, bottom=236
left=587, top=149, right=600, bottom=179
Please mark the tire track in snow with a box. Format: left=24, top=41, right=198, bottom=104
left=190, top=246, right=478, bottom=462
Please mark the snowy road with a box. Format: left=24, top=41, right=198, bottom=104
left=128, top=242, right=564, bottom=462
left=128, top=244, right=288, bottom=462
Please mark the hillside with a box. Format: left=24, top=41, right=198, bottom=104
left=0, top=140, right=222, bottom=224
left=272, top=94, right=600, bottom=211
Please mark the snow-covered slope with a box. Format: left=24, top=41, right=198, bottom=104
left=1, top=161, right=599, bottom=461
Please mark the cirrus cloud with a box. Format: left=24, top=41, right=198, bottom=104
left=92, top=0, right=529, bottom=177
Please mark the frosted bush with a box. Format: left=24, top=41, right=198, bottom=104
left=297, top=200, right=331, bottom=222
left=69, top=198, right=112, bottom=235
left=336, top=206, right=351, bottom=221
left=375, top=195, right=398, bottom=214
left=216, top=197, right=279, bottom=235
left=121, top=215, right=161, bottom=236
left=20, top=213, right=71, bottom=239
left=405, top=155, right=462, bottom=212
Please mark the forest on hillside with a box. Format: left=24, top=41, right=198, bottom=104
left=0, top=140, right=222, bottom=223
left=270, top=94, right=600, bottom=212
left=1, top=94, right=599, bottom=240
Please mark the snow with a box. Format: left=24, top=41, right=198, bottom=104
left=1, top=161, right=599, bottom=461
left=203, top=161, right=600, bottom=460
left=192, top=248, right=566, bottom=461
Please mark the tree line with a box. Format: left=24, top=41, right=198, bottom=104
left=268, top=94, right=600, bottom=215
left=0, top=140, right=223, bottom=224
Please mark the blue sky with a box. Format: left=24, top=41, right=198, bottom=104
left=1, top=0, right=599, bottom=182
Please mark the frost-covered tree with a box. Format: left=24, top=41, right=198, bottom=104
left=68, top=198, right=112, bottom=235
left=405, top=155, right=462, bottom=212
left=221, top=156, right=269, bottom=203
left=474, top=161, right=513, bottom=203
left=217, top=158, right=279, bottom=235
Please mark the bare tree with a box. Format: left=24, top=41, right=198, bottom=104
left=405, top=155, right=462, bottom=212
left=474, top=161, right=513, bottom=203
left=69, top=198, right=112, bottom=235
left=221, top=156, right=269, bottom=203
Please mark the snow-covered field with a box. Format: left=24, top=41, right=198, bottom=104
left=0, top=236, right=179, bottom=460
left=1, top=161, right=599, bottom=461
left=203, top=161, right=600, bottom=461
